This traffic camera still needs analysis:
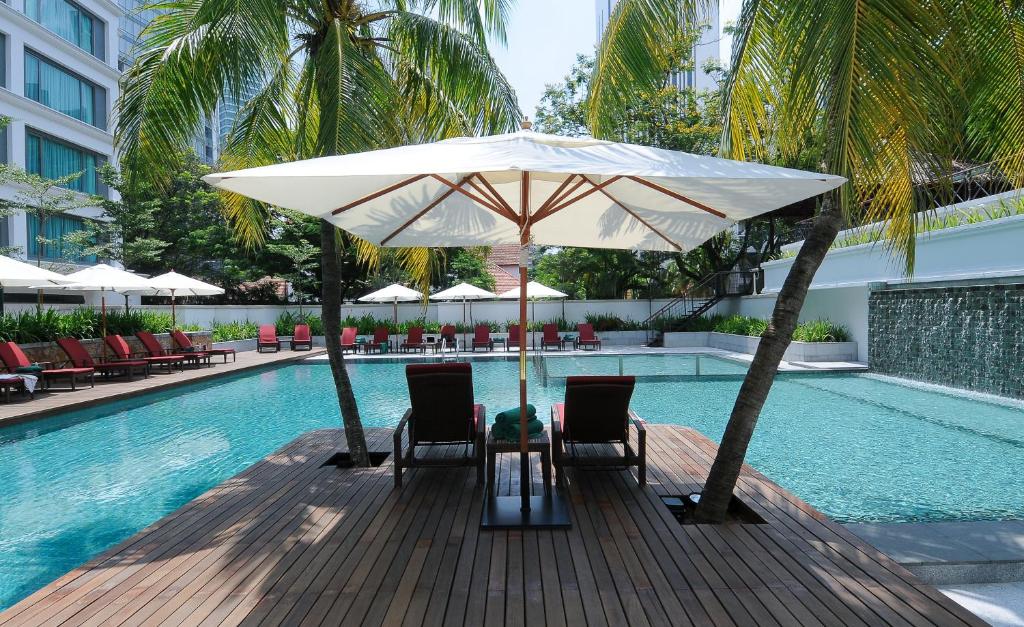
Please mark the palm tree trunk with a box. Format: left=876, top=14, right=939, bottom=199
left=320, top=219, right=371, bottom=466
left=694, top=195, right=844, bottom=523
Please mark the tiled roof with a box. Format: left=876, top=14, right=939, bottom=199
left=486, top=245, right=521, bottom=293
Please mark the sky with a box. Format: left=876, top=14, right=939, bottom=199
left=490, top=0, right=743, bottom=118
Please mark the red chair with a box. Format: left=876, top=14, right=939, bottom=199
left=137, top=331, right=211, bottom=368
left=507, top=324, right=521, bottom=351
left=439, top=324, right=457, bottom=351
left=471, top=325, right=493, bottom=351
left=257, top=324, right=280, bottom=352
left=401, top=327, right=426, bottom=353
left=0, top=340, right=94, bottom=390
left=57, top=337, right=149, bottom=382
left=291, top=324, right=312, bottom=351
left=552, top=376, right=646, bottom=486
left=340, top=327, right=358, bottom=354
left=364, top=327, right=391, bottom=354
left=106, top=334, right=180, bottom=374
left=394, top=362, right=485, bottom=487
left=576, top=323, right=602, bottom=350
left=172, top=329, right=235, bottom=362
left=541, top=323, right=563, bottom=350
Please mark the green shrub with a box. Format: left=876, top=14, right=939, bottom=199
left=276, top=311, right=324, bottom=336
left=211, top=321, right=259, bottom=342
left=793, top=319, right=850, bottom=342
left=714, top=314, right=765, bottom=336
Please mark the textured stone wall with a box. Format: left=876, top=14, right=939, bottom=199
left=869, top=284, right=1024, bottom=398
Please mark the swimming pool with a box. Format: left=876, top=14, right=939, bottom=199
left=1, top=354, right=1022, bottom=609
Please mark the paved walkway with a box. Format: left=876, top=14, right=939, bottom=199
left=0, top=348, right=325, bottom=427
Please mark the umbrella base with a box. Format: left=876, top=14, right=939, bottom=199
left=480, top=494, right=571, bottom=530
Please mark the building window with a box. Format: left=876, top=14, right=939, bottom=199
left=24, top=0, right=103, bottom=59
left=1, top=32, right=6, bottom=88
left=24, top=51, right=105, bottom=127
left=26, top=213, right=96, bottom=263
left=25, top=130, right=102, bottom=194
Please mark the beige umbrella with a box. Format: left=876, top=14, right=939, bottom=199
left=144, top=271, right=225, bottom=327
left=204, top=125, right=845, bottom=528
left=431, top=282, right=498, bottom=346
left=0, top=255, right=74, bottom=315
left=498, top=281, right=567, bottom=349
left=358, top=283, right=423, bottom=326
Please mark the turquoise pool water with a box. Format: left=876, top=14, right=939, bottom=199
left=1, top=355, right=1022, bottom=609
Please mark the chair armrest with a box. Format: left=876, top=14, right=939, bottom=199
left=394, top=408, right=412, bottom=459
left=629, top=410, right=646, bottom=433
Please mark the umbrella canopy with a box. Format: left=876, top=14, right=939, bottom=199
left=357, top=283, right=422, bottom=302
left=497, top=281, right=567, bottom=300
left=205, top=127, right=845, bottom=526
left=146, top=271, right=225, bottom=297
left=54, top=263, right=156, bottom=293
left=0, top=255, right=74, bottom=288
left=430, top=282, right=497, bottom=300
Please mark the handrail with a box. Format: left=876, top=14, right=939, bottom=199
left=644, top=271, right=754, bottom=325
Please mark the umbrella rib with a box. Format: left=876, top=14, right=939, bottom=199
left=380, top=176, right=472, bottom=246
left=581, top=176, right=682, bottom=251
left=470, top=174, right=515, bottom=215
left=626, top=176, right=727, bottom=219
left=430, top=174, right=519, bottom=223
left=535, top=174, right=582, bottom=215
left=331, top=174, right=430, bottom=215
left=533, top=176, right=622, bottom=222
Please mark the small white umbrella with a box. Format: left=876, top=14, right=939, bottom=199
left=0, top=255, right=74, bottom=315
left=430, top=282, right=497, bottom=345
left=358, top=283, right=422, bottom=325
left=499, top=281, right=567, bottom=348
left=144, top=271, right=225, bottom=327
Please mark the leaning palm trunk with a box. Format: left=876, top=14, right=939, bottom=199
left=695, top=196, right=843, bottom=522
left=320, top=220, right=371, bottom=466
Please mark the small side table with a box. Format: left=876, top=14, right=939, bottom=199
left=486, top=429, right=552, bottom=497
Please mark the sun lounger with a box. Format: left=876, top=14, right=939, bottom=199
left=106, top=334, right=181, bottom=374
left=172, top=329, right=236, bottom=362
left=0, top=341, right=94, bottom=391
left=363, top=327, right=391, bottom=354
left=541, top=323, right=563, bottom=350
left=290, top=324, right=313, bottom=351
left=58, top=337, right=149, bottom=382
left=471, top=325, right=493, bottom=351
left=507, top=324, right=521, bottom=350
left=137, top=331, right=211, bottom=368
left=340, top=327, right=358, bottom=354
left=394, top=362, right=485, bottom=487
left=401, top=327, right=426, bottom=353
left=576, top=323, right=602, bottom=350
left=439, top=324, right=457, bottom=351
left=552, top=375, right=646, bottom=486
left=257, top=324, right=280, bottom=352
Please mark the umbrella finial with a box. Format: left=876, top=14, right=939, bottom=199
left=520, top=117, right=533, bottom=131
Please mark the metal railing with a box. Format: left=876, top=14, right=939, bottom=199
left=643, top=271, right=755, bottom=343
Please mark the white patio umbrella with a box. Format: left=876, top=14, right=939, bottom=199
left=498, top=281, right=567, bottom=348
left=357, top=283, right=422, bottom=325
left=0, top=255, right=74, bottom=315
left=144, top=271, right=225, bottom=327
left=205, top=126, right=845, bottom=527
left=430, top=282, right=497, bottom=346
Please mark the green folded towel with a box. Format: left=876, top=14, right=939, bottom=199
left=15, top=365, right=44, bottom=374
left=494, top=404, right=536, bottom=424
left=492, top=417, right=544, bottom=441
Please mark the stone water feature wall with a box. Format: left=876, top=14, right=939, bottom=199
left=869, top=283, right=1024, bottom=398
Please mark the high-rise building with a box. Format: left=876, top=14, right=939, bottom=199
left=595, top=0, right=721, bottom=92
left=0, top=0, right=122, bottom=269
left=218, top=80, right=260, bottom=148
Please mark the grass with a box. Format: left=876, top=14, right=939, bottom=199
left=663, top=313, right=849, bottom=342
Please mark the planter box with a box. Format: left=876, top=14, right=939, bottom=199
left=661, top=331, right=857, bottom=362
left=213, top=338, right=258, bottom=353
left=662, top=332, right=710, bottom=348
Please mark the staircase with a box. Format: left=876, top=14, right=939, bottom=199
left=644, top=271, right=755, bottom=346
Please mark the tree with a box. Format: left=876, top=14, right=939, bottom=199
left=267, top=239, right=319, bottom=314
left=118, top=0, right=519, bottom=466
left=590, top=0, right=1023, bottom=522
left=445, top=247, right=496, bottom=292
left=533, top=247, right=669, bottom=299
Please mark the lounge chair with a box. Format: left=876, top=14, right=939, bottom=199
left=106, top=334, right=181, bottom=374
left=290, top=324, right=313, bottom=351
left=576, top=323, right=602, bottom=350
left=471, top=325, right=493, bottom=351
left=137, top=331, right=211, bottom=369
left=507, top=324, right=521, bottom=351
left=541, top=323, right=564, bottom=350
left=0, top=340, right=94, bottom=390
left=363, top=327, right=391, bottom=354
left=172, top=329, right=236, bottom=362
left=57, top=337, right=149, bottom=382
left=394, top=362, right=485, bottom=487
left=439, top=324, right=457, bottom=351
left=551, top=376, right=646, bottom=487
left=401, top=327, right=426, bottom=353
left=340, top=327, right=358, bottom=354
left=257, top=324, right=280, bottom=352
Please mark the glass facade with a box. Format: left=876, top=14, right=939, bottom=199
left=25, top=131, right=100, bottom=194
left=26, top=213, right=96, bottom=263
left=24, top=0, right=103, bottom=59
left=24, top=51, right=104, bottom=127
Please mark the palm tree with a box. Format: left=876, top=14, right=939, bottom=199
left=590, top=0, right=1024, bottom=522
left=117, top=0, right=520, bottom=465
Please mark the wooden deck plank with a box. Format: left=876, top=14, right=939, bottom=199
left=0, top=425, right=983, bottom=627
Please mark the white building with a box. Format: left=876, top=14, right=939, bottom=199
left=0, top=0, right=121, bottom=274
left=595, top=0, right=721, bottom=92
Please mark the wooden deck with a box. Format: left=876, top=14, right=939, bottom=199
left=0, top=426, right=983, bottom=626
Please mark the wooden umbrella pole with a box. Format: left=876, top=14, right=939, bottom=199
left=101, top=293, right=107, bottom=360
left=171, top=291, right=177, bottom=329
left=519, top=172, right=530, bottom=513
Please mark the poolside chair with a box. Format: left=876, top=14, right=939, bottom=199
left=541, top=323, right=564, bottom=350
left=363, top=327, right=391, bottom=354
left=394, top=362, right=485, bottom=487
left=136, top=331, right=211, bottom=369
left=257, top=324, right=280, bottom=353
left=507, top=324, right=521, bottom=351
left=340, top=327, right=358, bottom=354
left=172, top=329, right=236, bottom=362
left=106, top=334, right=180, bottom=374
left=290, top=324, right=313, bottom=351
left=439, top=324, right=457, bottom=351
left=0, top=340, right=95, bottom=391
left=57, top=337, right=149, bottom=382
left=576, top=323, right=602, bottom=350
left=471, top=325, right=493, bottom=351
left=551, top=376, right=646, bottom=487
left=401, top=327, right=426, bottom=353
